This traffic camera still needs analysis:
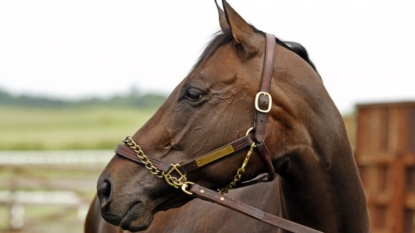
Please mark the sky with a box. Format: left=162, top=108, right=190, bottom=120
left=0, top=0, right=414, bottom=113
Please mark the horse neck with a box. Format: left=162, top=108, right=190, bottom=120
left=278, top=141, right=369, bottom=233
left=262, top=44, right=369, bottom=232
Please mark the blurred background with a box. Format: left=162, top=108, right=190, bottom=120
left=0, top=0, right=414, bottom=232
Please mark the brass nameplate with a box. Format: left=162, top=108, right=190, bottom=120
left=196, top=145, right=235, bottom=167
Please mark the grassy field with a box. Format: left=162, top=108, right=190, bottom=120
left=0, top=105, right=145, bottom=231
left=0, top=106, right=158, bottom=150
left=0, top=105, right=357, bottom=151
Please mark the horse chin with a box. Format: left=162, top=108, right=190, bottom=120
left=100, top=198, right=156, bottom=232
left=117, top=196, right=192, bottom=231
left=118, top=202, right=154, bottom=232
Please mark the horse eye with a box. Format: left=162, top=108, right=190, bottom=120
left=185, top=89, right=203, bottom=101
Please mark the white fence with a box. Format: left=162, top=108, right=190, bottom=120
left=0, top=150, right=113, bottom=165
left=0, top=150, right=113, bottom=233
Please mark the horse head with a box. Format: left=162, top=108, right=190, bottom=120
left=97, top=1, right=369, bottom=232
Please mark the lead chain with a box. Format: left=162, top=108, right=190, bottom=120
left=218, top=142, right=256, bottom=194
left=124, top=136, right=190, bottom=189
left=123, top=136, right=164, bottom=179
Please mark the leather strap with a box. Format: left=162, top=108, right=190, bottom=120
left=116, top=135, right=254, bottom=174
left=252, top=33, right=277, bottom=182
left=189, top=183, right=323, bottom=233
left=255, top=33, right=276, bottom=143
left=116, top=143, right=171, bottom=172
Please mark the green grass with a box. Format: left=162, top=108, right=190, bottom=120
left=0, top=106, right=158, bottom=150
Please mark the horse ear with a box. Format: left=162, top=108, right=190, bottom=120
left=222, top=0, right=259, bottom=57
left=215, top=0, right=229, bottom=31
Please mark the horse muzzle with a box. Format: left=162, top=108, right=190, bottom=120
left=97, top=176, right=156, bottom=231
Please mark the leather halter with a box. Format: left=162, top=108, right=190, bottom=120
left=114, top=33, right=322, bottom=233
left=116, top=33, right=276, bottom=185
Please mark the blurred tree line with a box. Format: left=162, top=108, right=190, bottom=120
left=0, top=88, right=166, bottom=108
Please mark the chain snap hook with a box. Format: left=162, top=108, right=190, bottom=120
left=181, top=181, right=195, bottom=195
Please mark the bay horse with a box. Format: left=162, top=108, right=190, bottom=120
left=94, top=1, right=369, bottom=232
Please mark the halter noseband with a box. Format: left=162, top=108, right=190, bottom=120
left=113, top=33, right=322, bottom=233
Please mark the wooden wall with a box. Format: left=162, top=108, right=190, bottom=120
left=355, top=102, right=415, bottom=233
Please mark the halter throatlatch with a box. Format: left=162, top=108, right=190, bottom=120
left=114, top=33, right=322, bottom=233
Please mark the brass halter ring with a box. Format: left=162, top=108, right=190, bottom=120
left=246, top=127, right=254, bottom=136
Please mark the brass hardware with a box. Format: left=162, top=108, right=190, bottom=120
left=181, top=182, right=194, bottom=195
left=196, top=145, right=235, bottom=167
left=164, top=164, right=187, bottom=189
left=218, top=142, right=256, bottom=194
left=123, top=136, right=164, bottom=179
left=124, top=136, right=193, bottom=192
left=245, top=127, right=254, bottom=136
left=255, top=92, right=272, bottom=113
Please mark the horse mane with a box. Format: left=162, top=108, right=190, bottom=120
left=193, top=26, right=320, bottom=77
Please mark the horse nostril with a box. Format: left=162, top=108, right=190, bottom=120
left=98, top=180, right=112, bottom=202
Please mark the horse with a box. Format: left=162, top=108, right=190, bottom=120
left=85, top=179, right=281, bottom=233
left=94, top=0, right=370, bottom=232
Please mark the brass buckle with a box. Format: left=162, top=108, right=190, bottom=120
left=255, top=92, right=272, bottom=113
left=164, top=164, right=187, bottom=189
